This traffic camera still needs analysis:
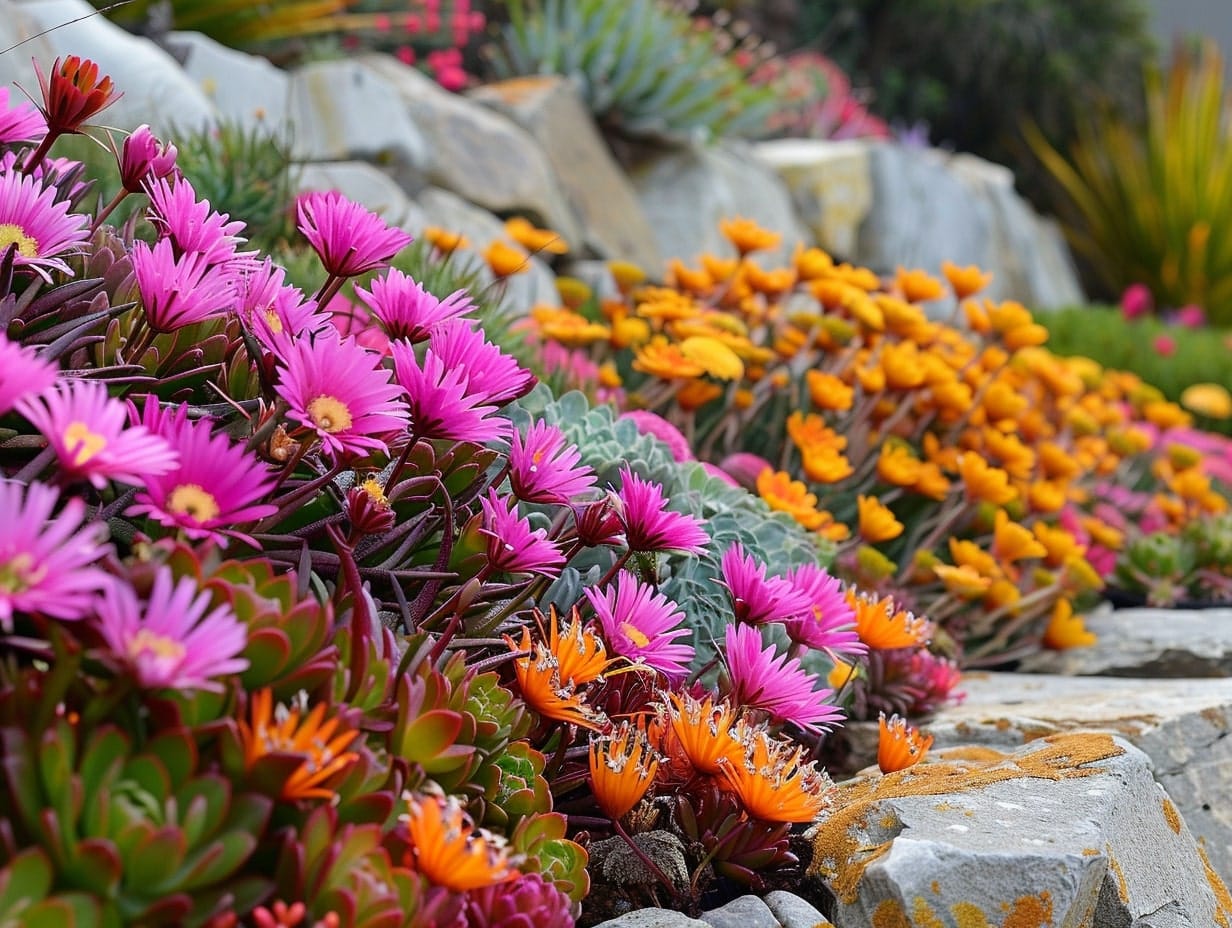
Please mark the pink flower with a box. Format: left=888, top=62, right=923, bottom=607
left=95, top=566, right=248, bottom=692
left=904, top=649, right=963, bottom=715
left=0, top=86, right=46, bottom=145
left=782, top=563, right=865, bottom=660
left=17, top=379, right=178, bottom=489
left=1120, top=283, right=1153, bottom=320
left=0, top=480, right=110, bottom=630
left=718, top=452, right=774, bottom=491
left=615, top=468, right=709, bottom=555
left=1153, top=334, right=1176, bottom=357
left=1173, top=304, right=1206, bottom=328
left=126, top=399, right=278, bottom=546
left=297, top=190, right=412, bottom=278
left=479, top=489, right=565, bottom=577
left=724, top=623, right=844, bottom=733
left=145, top=175, right=248, bottom=266
left=275, top=327, right=409, bottom=459
left=118, top=124, right=177, bottom=193
left=584, top=570, right=694, bottom=682
left=430, top=322, right=536, bottom=405
left=509, top=420, right=595, bottom=503
left=572, top=495, right=625, bottom=548
left=354, top=268, right=474, bottom=342
left=720, top=542, right=813, bottom=627
left=131, top=237, right=235, bottom=332
left=621, top=411, right=693, bottom=462
left=391, top=340, right=511, bottom=443
left=0, top=169, right=90, bottom=281
left=235, top=258, right=323, bottom=350
left=0, top=333, right=58, bottom=415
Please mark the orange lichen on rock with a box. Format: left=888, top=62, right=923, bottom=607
left=872, top=898, right=911, bottom=928
left=1107, top=846, right=1129, bottom=902
left=808, top=733, right=1126, bottom=904
left=1197, top=843, right=1232, bottom=927
left=1162, top=798, right=1183, bottom=835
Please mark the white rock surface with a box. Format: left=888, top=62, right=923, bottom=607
left=166, top=31, right=289, bottom=130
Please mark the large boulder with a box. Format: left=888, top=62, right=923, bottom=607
left=362, top=55, right=581, bottom=248
left=629, top=140, right=811, bottom=269
left=756, top=138, right=1085, bottom=310
left=469, top=76, right=661, bottom=271
left=165, top=31, right=289, bottom=130
left=931, top=672, right=1232, bottom=881
left=11, top=0, right=216, bottom=133
left=807, top=733, right=1232, bottom=927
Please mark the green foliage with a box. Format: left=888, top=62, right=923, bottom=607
left=1031, top=41, right=1232, bottom=321
left=805, top=0, right=1153, bottom=199
left=489, top=0, right=778, bottom=141
left=1114, top=512, right=1232, bottom=606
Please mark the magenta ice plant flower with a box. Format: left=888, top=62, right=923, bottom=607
left=126, top=399, right=278, bottom=545
left=720, top=542, right=813, bottom=627
left=479, top=489, right=565, bottom=577
left=275, top=327, right=409, bottom=459
left=118, top=124, right=177, bottom=193
left=429, top=321, right=536, bottom=405
left=17, top=378, right=178, bottom=489
left=0, top=86, right=46, bottom=145
left=621, top=410, right=693, bottom=463
left=391, top=340, right=512, bottom=443
left=782, top=563, right=864, bottom=660
left=297, top=190, right=412, bottom=278
left=0, top=168, right=90, bottom=281
left=584, top=570, right=694, bottom=682
left=235, top=259, right=326, bottom=352
left=614, top=467, right=708, bottom=555
left=0, top=333, right=58, bottom=415
left=0, top=480, right=111, bottom=630
left=354, top=267, right=474, bottom=342
left=724, top=623, right=844, bottom=734
left=95, top=565, right=248, bottom=692
left=131, top=237, right=235, bottom=332
left=508, top=420, right=595, bottom=504
left=145, top=175, right=248, bottom=266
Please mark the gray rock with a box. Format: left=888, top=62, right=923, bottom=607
left=698, top=895, right=779, bottom=928
left=931, top=672, right=1232, bottom=882
left=761, top=891, right=834, bottom=928
left=13, top=0, right=216, bottom=133
left=589, top=830, right=691, bottom=895
left=629, top=140, right=811, bottom=269
left=592, top=910, right=711, bottom=928
left=165, top=31, right=289, bottom=130
left=363, top=55, right=581, bottom=248
left=286, top=58, right=428, bottom=187
left=470, top=76, right=661, bottom=270
left=296, top=162, right=420, bottom=230
left=1021, top=605, right=1232, bottom=678
left=807, top=734, right=1231, bottom=928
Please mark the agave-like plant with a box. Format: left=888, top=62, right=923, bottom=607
left=489, top=0, right=778, bottom=142
left=1030, top=40, right=1232, bottom=323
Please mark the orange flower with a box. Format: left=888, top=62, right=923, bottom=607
left=701, top=253, right=740, bottom=283
left=877, top=443, right=922, bottom=487
left=719, top=728, right=833, bottom=824
left=758, top=468, right=826, bottom=530
left=1002, top=323, right=1049, bottom=350
left=1027, top=480, right=1067, bottom=513
left=665, top=691, right=743, bottom=775
left=992, top=510, right=1047, bottom=564
left=608, top=260, right=647, bottom=294
left=1061, top=554, right=1104, bottom=593
left=912, top=462, right=952, bottom=501
left=982, top=380, right=1029, bottom=424
left=1080, top=515, right=1124, bottom=550
left=848, top=591, right=932, bottom=649
left=932, top=563, right=992, bottom=598
left=589, top=719, right=659, bottom=821
left=1033, top=522, right=1085, bottom=567
left=636, top=289, right=702, bottom=322
left=793, top=244, right=834, bottom=280
left=484, top=240, right=530, bottom=278
left=806, top=369, right=855, bottom=412
left=958, top=454, right=1018, bottom=505
left=423, top=226, right=470, bottom=254
left=668, top=259, right=713, bottom=294
left=948, top=538, right=1001, bottom=579
left=403, top=793, right=518, bottom=891
left=894, top=267, right=945, bottom=303
left=877, top=713, right=933, bottom=773
left=1038, top=442, right=1081, bottom=480
left=534, top=307, right=610, bottom=346
left=632, top=336, right=705, bottom=379
left=239, top=689, right=360, bottom=801
left=740, top=261, right=796, bottom=297
left=504, top=216, right=568, bottom=255
left=1042, top=598, right=1097, bottom=650
left=507, top=627, right=603, bottom=731
left=857, top=495, right=904, bottom=543
left=803, top=448, right=854, bottom=484
left=880, top=341, right=927, bottom=391
left=941, top=261, right=993, bottom=299
left=1142, top=401, right=1191, bottom=430
left=676, top=380, right=724, bottom=410
left=829, top=262, right=881, bottom=291
left=544, top=606, right=609, bottom=687
left=555, top=276, right=592, bottom=310
left=787, top=412, right=845, bottom=455
left=983, top=577, right=1021, bottom=611
left=982, top=428, right=1035, bottom=480
left=719, top=216, right=781, bottom=255
left=679, top=335, right=745, bottom=380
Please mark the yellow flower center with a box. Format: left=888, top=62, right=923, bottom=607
left=307, top=395, right=353, bottom=434
left=360, top=476, right=388, bottom=506
left=63, top=421, right=107, bottom=467
left=127, top=628, right=186, bottom=663
left=0, top=553, right=42, bottom=593
left=166, top=483, right=221, bottom=522
left=0, top=223, right=38, bottom=258
left=620, top=621, right=650, bottom=648
left=263, top=307, right=284, bottom=333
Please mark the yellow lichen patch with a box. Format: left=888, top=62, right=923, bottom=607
left=1000, top=891, right=1052, bottom=928
left=872, top=898, right=911, bottom=928
left=913, top=896, right=946, bottom=927
left=940, top=746, right=1013, bottom=764
left=1198, top=844, right=1232, bottom=926
left=1081, top=848, right=1099, bottom=856
left=1107, top=846, right=1129, bottom=903
left=1162, top=798, right=1182, bottom=835
left=809, top=733, right=1125, bottom=904
left=931, top=880, right=942, bottom=895
left=950, top=901, right=993, bottom=927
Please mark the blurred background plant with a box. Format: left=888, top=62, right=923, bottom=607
left=90, top=0, right=486, bottom=86
left=1030, top=40, right=1232, bottom=320
left=1113, top=512, right=1232, bottom=606
left=748, top=50, right=890, bottom=141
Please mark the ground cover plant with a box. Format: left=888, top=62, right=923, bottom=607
left=0, top=57, right=953, bottom=926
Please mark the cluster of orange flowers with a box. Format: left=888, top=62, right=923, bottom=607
left=528, top=218, right=1229, bottom=664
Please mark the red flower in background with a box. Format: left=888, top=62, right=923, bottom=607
left=32, top=55, right=119, bottom=139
